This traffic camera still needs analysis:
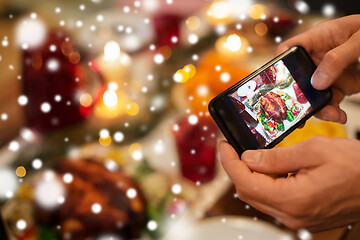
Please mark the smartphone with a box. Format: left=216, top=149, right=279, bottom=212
left=209, top=46, right=332, bottom=156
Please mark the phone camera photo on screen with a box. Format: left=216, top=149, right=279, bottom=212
left=228, top=59, right=312, bottom=148
left=209, top=46, right=332, bottom=156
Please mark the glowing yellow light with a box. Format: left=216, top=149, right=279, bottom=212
left=104, top=41, right=120, bottom=61
left=129, top=143, right=141, bottom=154
left=249, top=4, right=267, bottom=20
left=99, top=136, right=112, bottom=146
left=16, top=166, right=26, bottom=178
left=103, top=90, right=118, bottom=108
left=126, top=102, right=140, bottom=116
left=80, top=93, right=93, bottom=107
left=186, top=16, right=201, bottom=30
left=183, top=64, right=196, bottom=78
left=173, top=69, right=189, bottom=83
left=208, top=1, right=231, bottom=19
left=225, top=34, right=242, bottom=52
left=216, top=34, right=249, bottom=57
left=255, top=22, right=268, bottom=36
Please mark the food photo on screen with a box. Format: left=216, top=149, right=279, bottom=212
left=228, top=60, right=313, bottom=148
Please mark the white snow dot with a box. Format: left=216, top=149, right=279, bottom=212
left=222, top=218, right=226, bottom=223
left=76, top=20, right=83, bottom=28
left=275, top=36, right=282, bottom=43
left=215, top=65, right=221, bottom=71
left=236, top=24, right=242, bottom=30
left=99, top=129, right=110, bottom=138
left=54, top=94, right=61, bottom=102
left=123, top=6, right=130, bottom=13
left=171, top=184, right=182, bottom=195
left=188, top=34, right=199, bottom=44
left=16, top=219, right=27, bottom=230
left=40, top=102, right=51, bottom=113
left=154, top=54, right=164, bottom=64
left=298, top=229, right=312, bottom=240
left=220, top=72, right=231, bottom=83
left=126, top=188, right=137, bottom=199
left=91, top=203, right=102, bottom=214
left=132, top=150, right=143, bottom=161
left=8, top=141, right=20, bottom=152
left=273, top=16, right=279, bottom=23
left=247, top=46, right=253, bottom=53
left=322, top=3, right=336, bottom=17
left=79, top=4, right=86, bottom=10
left=173, top=124, right=179, bottom=131
left=47, top=59, right=60, bottom=72
left=18, top=95, right=28, bottom=106
left=20, top=128, right=35, bottom=141
left=63, top=173, right=73, bottom=184
left=97, top=14, right=104, bottom=22
left=192, top=54, right=199, bottom=61
left=1, top=113, right=8, bottom=121
left=49, top=45, right=57, bottom=52
left=147, top=220, right=158, bottom=231
left=55, top=7, right=61, bottom=13
left=166, top=0, right=173, bottom=4
left=134, top=1, right=141, bottom=7
left=113, top=131, right=124, bottom=142
left=32, top=159, right=43, bottom=170
left=294, top=0, right=310, bottom=14
left=188, top=114, right=198, bottom=125
left=171, top=36, right=178, bottom=43
left=2, top=39, right=9, bottom=47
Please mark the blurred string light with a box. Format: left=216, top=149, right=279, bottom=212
left=249, top=4, right=267, bottom=19
left=15, top=17, right=47, bottom=49
left=186, top=16, right=201, bottom=31
left=216, top=33, right=249, bottom=57
left=104, top=41, right=121, bottom=61
left=173, top=64, right=196, bottom=83
left=294, top=0, right=310, bottom=14
left=15, top=166, right=26, bottom=177
left=255, top=22, right=268, bottom=36
left=0, top=168, right=18, bottom=199
left=35, top=171, right=65, bottom=210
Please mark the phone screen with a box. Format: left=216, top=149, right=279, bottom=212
left=227, top=60, right=313, bottom=148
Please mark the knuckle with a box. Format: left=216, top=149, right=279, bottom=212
left=324, top=50, right=340, bottom=66
left=282, top=218, right=305, bottom=230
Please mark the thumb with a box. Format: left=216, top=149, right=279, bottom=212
left=241, top=144, right=323, bottom=174
left=311, top=31, right=360, bottom=90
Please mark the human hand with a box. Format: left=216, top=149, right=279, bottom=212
left=219, top=137, right=360, bottom=231
left=277, top=14, right=360, bottom=124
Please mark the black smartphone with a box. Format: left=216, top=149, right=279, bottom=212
left=209, top=46, right=332, bottom=156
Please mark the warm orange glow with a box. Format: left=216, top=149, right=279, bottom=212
left=186, top=16, right=201, bottom=30
left=16, top=166, right=26, bottom=177
left=129, top=143, right=141, bottom=154
left=255, top=22, right=268, bottom=36
left=80, top=93, right=93, bottom=107
left=183, top=64, right=196, bottom=78
left=173, top=69, right=189, bottom=83
left=69, top=52, right=81, bottom=64
left=126, top=102, right=140, bottom=116
left=249, top=4, right=267, bottom=20
left=99, top=136, right=112, bottom=146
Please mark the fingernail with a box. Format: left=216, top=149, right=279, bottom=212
left=311, top=70, right=329, bottom=88
left=244, top=151, right=262, bottom=163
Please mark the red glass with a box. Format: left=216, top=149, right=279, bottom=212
left=22, top=31, right=99, bottom=132
left=173, top=117, right=217, bottom=183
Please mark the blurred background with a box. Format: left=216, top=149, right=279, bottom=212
left=0, top=0, right=360, bottom=239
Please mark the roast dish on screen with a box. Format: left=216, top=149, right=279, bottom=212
left=228, top=60, right=312, bottom=148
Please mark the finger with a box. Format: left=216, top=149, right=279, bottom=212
left=298, top=123, right=306, bottom=129
left=218, top=141, right=291, bottom=206
left=276, top=30, right=315, bottom=55
left=315, top=88, right=347, bottom=123
left=311, top=31, right=360, bottom=90
left=315, top=105, right=347, bottom=124
left=241, top=141, right=325, bottom=174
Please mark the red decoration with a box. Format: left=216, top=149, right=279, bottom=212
left=265, top=12, right=295, bottom=36
left=173, top=116, right=217, bottom=183
left=153, top=15, right=182, bottom=47
left=22, top=31, right=100, bottom=132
